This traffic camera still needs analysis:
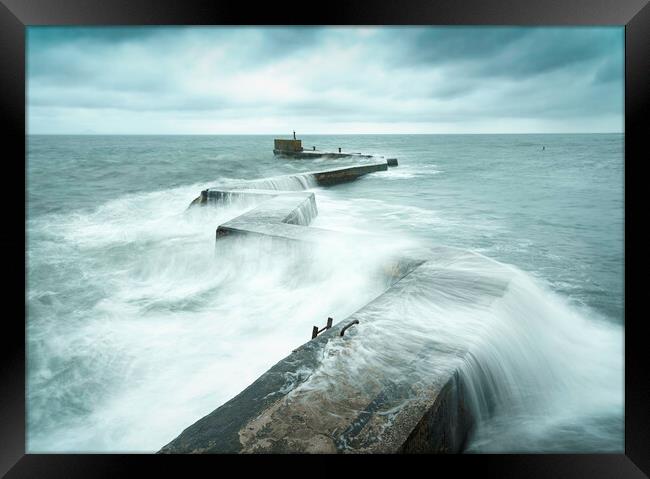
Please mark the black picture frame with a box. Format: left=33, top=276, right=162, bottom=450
left=2, top=0, right=646, bottom=476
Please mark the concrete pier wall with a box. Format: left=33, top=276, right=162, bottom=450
left=159, top=248, right=513, bottom=453
left=311, top=162, right=387, bottom=185
left=190, top=161, right=392, bottom=208
left=196, top=162, right=393, bottom=243
left=215, top=192, right=323, bottom=241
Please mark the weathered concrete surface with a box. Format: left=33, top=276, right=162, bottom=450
left=221, top=192, right=317, bottom=227
left=311, top=162, right=387, bottom=185
left=274, top=139, right=303, bottom=153
left=159, top=247, right=513, bottom=454
left=215, top=191, right=327, bottom=241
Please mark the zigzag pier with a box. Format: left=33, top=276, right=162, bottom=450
left=191, top=162, right=397, bottom=243
left=162, top=158, right=514, bottom=453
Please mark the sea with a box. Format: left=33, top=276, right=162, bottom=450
left=26, top=134, right=624, bottom=453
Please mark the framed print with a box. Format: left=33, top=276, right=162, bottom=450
left=2, top=0, right=647, bottom=476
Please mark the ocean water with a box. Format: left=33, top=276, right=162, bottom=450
left=26, top=134, right=624, bottom=453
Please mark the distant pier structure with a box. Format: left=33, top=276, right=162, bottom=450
left=273, top=132, right=378, bottom=160
left=273, top=137, right=304, bottom=155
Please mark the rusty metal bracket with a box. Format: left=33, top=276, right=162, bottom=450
left=311, top=317, right=334, bottom=339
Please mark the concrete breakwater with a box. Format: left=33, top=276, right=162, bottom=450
left=163, top=159, right=513, bottom=453
left=191, top=162, right=395, bottom=243
left=192, top=161, right=392, bottom=204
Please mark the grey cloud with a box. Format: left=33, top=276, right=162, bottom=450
left=249, top=27, right=327, bottom=59
left=593, top=53, right=624, bottom=84
left=391, top=27, right=529, bottom=65
left=384, top=27, right=622, bottom=81
left=29, top=86, right=236, bottom=112
left=476, top=29, right=622, bottom=79
left=27, top=26, right=330, bottom=105
left=26, top=26, right=624, bottom=134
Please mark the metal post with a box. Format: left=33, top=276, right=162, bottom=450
left=340, top=320, right=359, bottom=337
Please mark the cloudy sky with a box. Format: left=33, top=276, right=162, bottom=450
left=27, top=26, right=624, bottom=134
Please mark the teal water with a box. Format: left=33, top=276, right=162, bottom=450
left=26, top=134, right=624, bottom=452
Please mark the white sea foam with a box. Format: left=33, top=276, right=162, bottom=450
left=27, top=184, right=412, bottom=451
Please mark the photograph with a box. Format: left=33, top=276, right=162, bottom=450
left=23, top=25, right=627, bottom=455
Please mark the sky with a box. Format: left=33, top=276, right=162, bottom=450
left=27, top=26, right=624, bottom=134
